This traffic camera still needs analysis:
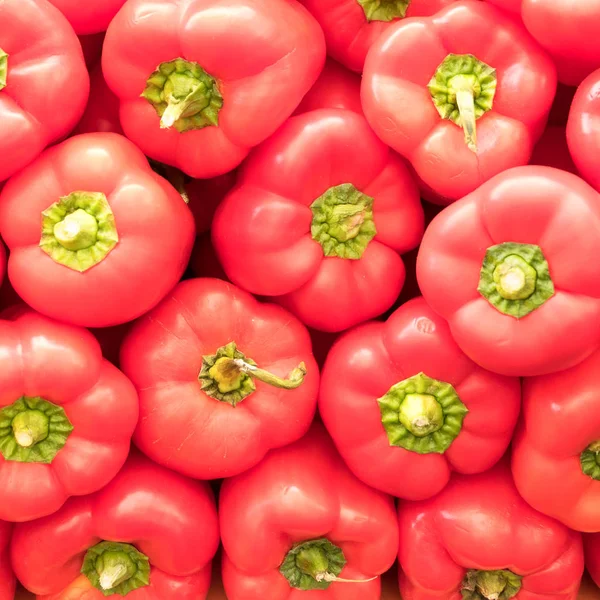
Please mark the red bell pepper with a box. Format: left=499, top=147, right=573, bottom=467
left=585, top=535, right=600, bottom=588
left=567, top=69, right=600, bottom=194
left=398, top=462, right=584, bottom=600
left=484, top=0, right=520, bottom=15
left=362, top=1, right=556, bottom=204
left=319, top=297, right=520, bottom=500
left=0, top=0, right=89, bottom=183
left=220, top=424, right=398, bottom=600
left=11, top=452, right=219, bottom=599
left=0, top=132, right=195, bottom=328
left=0, top=521, right=14, bottom=600
left=102, top=0, right=326, bottom=179
left=213, top=109, right=424, bottom=332
left=0, top=309, right=138, bottom=523
left=47, top=0, right=127, bottom=35
left=74, top=64, right=123, bottom=135
left=417, top=165, right=600, bottom=376
left=120, top=278, right=319, bottom=479
left=298, top=0, right=456, bottom=72
left=512, top=347, right=600, bottom=532
left=530, top=126, right=577, bottom=174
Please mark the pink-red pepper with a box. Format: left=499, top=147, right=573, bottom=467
left=47, top=0, right=127, bottom=35
left=220, top=424, right=399, bottom=600
left=362, top=1, right=556, bottom=204
left=417, top=166, right=600, bottom=376
left=0, top=520, right=14, bottom=600
left=0, top=0, right=89, bottom=182
left=512, top=347, right=600, bottom=532
left=0, top=309, right=138, bottom=523
left=102, top=0, right=326, bottom=178
left=398, top=462, right=584, bottom=600
left=319, top=297, right=521, bottom=500
left=298, top=0, right=456, bottom=72
left=213, top=109, right=424, bottom=332
left=120, top=278, right=319, bottom=479
left=585, top=535, right=600, bottom=588
left=0, top=133, right=195, bottom=328
left=567, top=68, right=600, bottom=193
left=11, top=452, right=220, bottom=600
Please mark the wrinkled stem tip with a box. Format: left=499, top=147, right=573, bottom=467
left=315, top=572, right=378, bottom=584
left=99, top=566, right=127, bottom=591
left=14, top=431, right=34, bottom=448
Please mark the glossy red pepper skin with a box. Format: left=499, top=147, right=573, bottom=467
left=362, top=1, right=556, bottom=205
left=120, top=278, right=319, bottom=479
left=567, top=69, right=600, bottom=193
left=220, top=424, right=399, bottom=600
left=0, top=133, right=195, bottom=328
left=398, top=462, right=584, bottom=600
left=0, top=309, right=138, bottom=523
left=319, top=297, right=521, bottom=500
left=298, top=0, right=456, bottom=72
left=74, top=64, right=123, bottom=135
left=512, top=347, right=600, bottom=532
left=530, top=126, right=577, bottom=174
left=11, top=452, right=219, bottom=599
left=102, top=0, right=326, bottom=179
left=213, top=109, right=424, bottom=332
left=585, top=535, right=600, bottom=588
left=417, top=166, right=600, bottom=377
left=294, top=59, right=362, bottom=115
left=47, top=0, right=127, bottom=34
left=0, top=521, right=14, bottom=600
left=0, top=0, right=89, bottom=183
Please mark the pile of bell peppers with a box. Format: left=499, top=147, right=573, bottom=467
left=2, top=1, right=600, bottom=600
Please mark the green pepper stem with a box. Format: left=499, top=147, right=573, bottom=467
left=315, top=573, right=378, bottom=584
left=232, top=359, right=307, bottom=389
left=99, top=565, right=129, bottom=591
left=455, top=87, right=477, bottom=153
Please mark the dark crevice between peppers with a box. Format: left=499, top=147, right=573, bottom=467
left=581, top=440, right=600, bottom=480
left=0, top=396, right=74, bottom=463
left=310, top=183, right=377, bottom=259
left=142, top=58, right=223, bottom=133
left=378, top=372, right=468, bottom=454
left=428, top=54, right=497, bottom=153
left=462, top=569, right=522, bottom=600
left=478, top=242, right=554, bottom=319
left=82, top=541, right=150, bottom=597
left=148, top=159, right=191, bottom=204
left=199, top=342, right=307, bottom=406
left=356, top=0, right=410, bottom=21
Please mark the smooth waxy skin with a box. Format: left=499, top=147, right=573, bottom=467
left=585, top=535, right=600, bottom=588
left=220, top=425, right=399, bottom=600
left=102, top=0, right=326, bottom=178
left=48, top=0, right=127, bottom=34
left=513, top=348, right=600, bottom=532
left=319, top=297, right=520, bottom=500
left=0, top=521, right=14, bottom=600
left=11, top=453, right=219, bottom=599
left=362, top=1, right=556, bottom=204
left=417, top=166, right=600, bottom=376
left=120, top=278, right=319, bottom=479
left=213, top=109, right=424, bottom=332
left=567, top=69, right=600, bottom=193
left=298, top=0, right=455, bottom=72
left=398, top=463, right=584, bottom=600
left=0, top=133, right=195, bottom=327
left=0, top=310, right=138, bottom=522
left=0, top=0, right=89, bottom=182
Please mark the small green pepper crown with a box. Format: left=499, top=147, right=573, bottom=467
left=142, top=58, right=223, bottom=133
left=462, top=569, right=522, bottom=600
left=0, top=396, right=73, bottom=463
left=40, top=191, right=119, bottom=272
left=310, top=183, right=377, bottom=259
left=82, top=542, right=150, bottom=597
left=428, top=53, right=497, bottom=153
left=356, top=0, right=411, bottom=21
left=0, top=48, right=7, bottom=91
left=581, top=440, right=600, bottom=481
left=199, top=342, right=307, bottom=407
left=378, top=372, right=468, bottom=454
left=478, top=242, right=555, bottom=318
